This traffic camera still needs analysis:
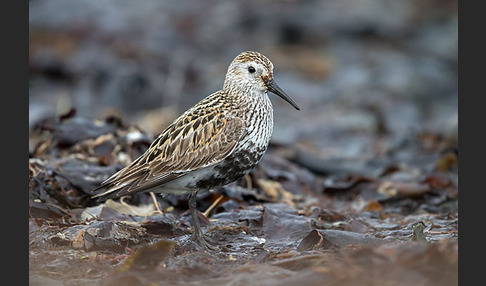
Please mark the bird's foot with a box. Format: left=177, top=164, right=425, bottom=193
left=193, top=229, right=217, bottom=251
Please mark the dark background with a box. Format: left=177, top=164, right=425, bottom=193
left=29, top=0, right=457, bottom=157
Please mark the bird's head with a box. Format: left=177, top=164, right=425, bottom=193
left=224, top=51, right=300, bottom=110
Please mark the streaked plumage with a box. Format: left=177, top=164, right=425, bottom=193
left=92, top=51, right=300, bottom=249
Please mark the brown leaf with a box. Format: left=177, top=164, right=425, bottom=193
left=364, top=200, right=383, bottom=212
left=116, top=240, right=176, bottom=272
left=258, top=179, right=296, bottom=206
left=378, top=181, right=431, bottom=198
left=423, top=173, right=453, bottom=189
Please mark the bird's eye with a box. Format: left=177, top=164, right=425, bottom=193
left=248, top=66, right=256, bottom=73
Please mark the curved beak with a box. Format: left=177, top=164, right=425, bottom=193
left=267, top=79, right=300, bottom=110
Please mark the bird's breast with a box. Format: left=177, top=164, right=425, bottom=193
left=186, top=92, right=275, bottom=191
left=236, top=92, right=274, bottom=151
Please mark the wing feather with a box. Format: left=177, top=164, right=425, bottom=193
left=92, top=105, right=246, bottom=199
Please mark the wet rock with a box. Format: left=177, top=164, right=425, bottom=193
left=141, top=217, right=178, bottom=236
left=263, top=204, right=313, bottom=243
left=297, top=229, right=384, bottom=251
left=50, top=158, right=123, bottom=196
left=50, top=221, right=147, bottom=252
left=29, top=201, right=66, bottom=219
left=40, top=117, right=117, bottom=148
left=292, top=152, right=393, bottom=178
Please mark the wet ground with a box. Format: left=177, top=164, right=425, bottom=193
left=29, top=112, right=457, bottom=286
left=29, top=1, right=457, bottom=285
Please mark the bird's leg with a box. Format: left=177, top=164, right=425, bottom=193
left=188, top=191, right=215, bottom=250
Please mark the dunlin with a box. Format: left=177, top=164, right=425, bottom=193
left=92, top=51, right=300, bottom=249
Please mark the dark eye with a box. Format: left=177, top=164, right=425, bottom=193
left=248, top=66, right=256, bottom=73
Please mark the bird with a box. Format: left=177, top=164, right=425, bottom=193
left=92, top=51, right=300, bottom=250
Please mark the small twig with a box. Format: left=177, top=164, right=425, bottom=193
left=244, top=174, right=252, bottom=191
left=150, top=192, right=163, bottom=214
left=203, top=195, right=224, bottom=218
left=119, top=196, right=145, bottom=216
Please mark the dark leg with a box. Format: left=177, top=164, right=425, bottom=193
left=188, top=191, right=214, bottom=250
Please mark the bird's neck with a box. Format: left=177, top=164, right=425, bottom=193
left=222, top=83, right=269, bottom=107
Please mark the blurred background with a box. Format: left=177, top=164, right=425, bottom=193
left=29, top=2, right=458, bottom=283
left=29, top=0, right=458, bottom=158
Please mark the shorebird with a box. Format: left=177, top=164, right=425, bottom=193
left=92, top=51, right=300, bottom=249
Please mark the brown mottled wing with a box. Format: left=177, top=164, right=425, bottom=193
left=92, top=111, right=246, bottom=199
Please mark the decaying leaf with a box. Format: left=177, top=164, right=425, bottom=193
left=116, top=240, right=176, bottom=272
left=258, top=179, right=296, bottom=206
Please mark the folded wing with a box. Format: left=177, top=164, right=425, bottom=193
left=92, top=110, right=246, bottom=199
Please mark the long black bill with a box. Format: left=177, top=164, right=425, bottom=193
left=267, top=79, right=300, bottom=110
